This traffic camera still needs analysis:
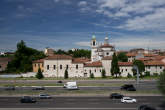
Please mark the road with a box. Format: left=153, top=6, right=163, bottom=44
left=0, top=96, right=164, bottom=110
left=0, top=80, right=157, bottom=91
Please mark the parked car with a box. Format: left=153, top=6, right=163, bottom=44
left=5, top=86, right=15, bottom=90
left=121, top=97, right=136, bottom=103
left=39, top=94, right=51, bottom=99
left=121, top=84, right=136, bottom=91
left=57, top=80, right=63, bottom=83
left=32, top=86, right=45, bottom=90
left=109, top=93, right=124, bottom=99
left=20, top=96, right=36, bottom=103
left=63, top=82, right=79, bottom=90
left=138, top=105, right=156, bottom=110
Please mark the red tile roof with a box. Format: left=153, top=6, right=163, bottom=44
left=118, top=62, right=133, bottom=66
left=72, top=58, right=90, bottom=63
left=126, top=53, right=136, bottom=57
left=33, top=58, right=45, bottom=63
left=102, top=56, right=113, bottom=60
left=0, top=57, right=12, bottom=62
left=84, top=61, right=102, bottom=67
left=144, top=61, right=165, bottom=66
left=45, top=54, right=72, bottom=60
left=100, top=44, right=114, bottom=48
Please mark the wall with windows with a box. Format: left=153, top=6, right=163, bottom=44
left=84, top=66, right=103, bottom=77
left=43, top=59, right=72, bottom=77
left=145, top=65, right=164, bottom=75
left=101, top=59, right=112, bottom=76
left=119, top=66, right=133, bottom=77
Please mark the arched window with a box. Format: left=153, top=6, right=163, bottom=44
left=60, top=65, right=62, bottom=69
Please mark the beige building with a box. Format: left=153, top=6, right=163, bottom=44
left=0, top=57, right=12, bottom=72
left=32, top=59, right=44, bottom=72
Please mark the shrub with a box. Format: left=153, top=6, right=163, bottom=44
left=101, top=69, right=106, bottom=78
left=153, top=73, right=158, bottom=77
left=64, top=69, right=68, bottom=79
left=90, top=73, right=94, bottom=78
left=145, top=71, right=150, bottom=76
left=36, top=68, right=44, bottom=79
left=127, top=73, right=132, bottom=78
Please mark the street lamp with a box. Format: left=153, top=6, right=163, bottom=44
left=133, top=65, right=139, bottom=85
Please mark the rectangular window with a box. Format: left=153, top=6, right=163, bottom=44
left=95, top=69, right=96, bottom=72
left=60, top=65, right=62, bottom=69
left=35, top=64, right=36, bottom=67
left=160, top=66, right=162, bottom=69
left=100, top=69, right=102, bottom=72
left=76, top=65, right=78, bottom=69
left=125, top=69, right=127, bottom=71
left=148, top=66, right=150, bottom=69
left=42, top=63, right=43, bottom=67
left=38, top=64, right=40, bottom=67
left=47, top=65, right=49, bottom=70
left=53, top=65, right=56, bottom=70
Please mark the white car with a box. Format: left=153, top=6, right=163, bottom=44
left=39, top=94, right=51, bottom=99
left=121, top=97, right=136, bottom=103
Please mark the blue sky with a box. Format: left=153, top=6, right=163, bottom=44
left=0, top=0, right=165, bottom=51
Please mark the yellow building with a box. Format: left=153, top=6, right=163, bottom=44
left=32, top=58, right=45, bottom=72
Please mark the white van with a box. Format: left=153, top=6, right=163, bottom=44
left=63, top=82, right=79, bottom=90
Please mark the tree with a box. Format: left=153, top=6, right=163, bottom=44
left=64, top=69, right=68, bottom=79
left=158, top=71, right=165, bottom=95
left=36, top=68, right=44, bottom=79
left=90, top=73, right=94, bottom=78
left=6, top=40, right=46, bottom=73
left=111, top=53, right=120, bottom=78
left=101, top=69, right=106, bottom=78
left=117, top=52, right=128, bottom=62
left=133, top=60, right=145, bottom=77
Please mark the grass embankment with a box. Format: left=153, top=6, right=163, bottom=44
left=0, top=76, right=159, bottom=81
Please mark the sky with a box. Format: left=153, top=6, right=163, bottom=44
left=0, top=0, right=165, bottom=51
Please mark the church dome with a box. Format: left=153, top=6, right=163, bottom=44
left=92, top=35, right=96, bottom=40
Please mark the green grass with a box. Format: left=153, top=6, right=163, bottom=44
left=0, top=76, right=159, bottom=81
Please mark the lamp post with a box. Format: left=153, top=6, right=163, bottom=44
left=133, top=65, right=139, bottom=85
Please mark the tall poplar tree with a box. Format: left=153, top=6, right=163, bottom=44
left=111, top=53, right=120, bottom=78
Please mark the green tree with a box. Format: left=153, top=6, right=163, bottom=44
left=36, top=68, right=44, bottom=79
left=73, top=49, right=91, bottom=58
left=111, top=53, right=120, bottom=78
left=6, top=40, right=46, bottom=73
left=90, top=73, right=94, bottom=78
left=158, top=71, right=165, bottom=95
left=133, top=60, right=145, bottom=77
left=101, top=69, right=106, bottom=78
left=64, top=69, right=68, bottom=79
left=117, top=52, right=128, bottom=62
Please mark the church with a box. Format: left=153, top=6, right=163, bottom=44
left=32, top=35, right=165, bottom=78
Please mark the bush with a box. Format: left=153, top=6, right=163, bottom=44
left=153, top=73, right=159, bottom=77
left=90, top=73, right=94, bottom=78
left=64, top=69, right=68, bottom=79
left=36, top=68, right=44, bottom=79
left=145, top=71, right=150, bottom=76
left=127, top=73, right=132, bottom=78
left=101, top=69, right=106, bottom=78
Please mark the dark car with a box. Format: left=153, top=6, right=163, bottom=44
left=57, top=80, right=63, bottom=83
left=5, top=86, right=15, bottom=90
left=20, top=96, right=36, bottom=103
left=138, top=105, right=156, bottom=110
left=32, top=86, right=45, bottom=90
left=121, top=84, right=136, bottom=91
left=109, top=93, right=124, bottom=99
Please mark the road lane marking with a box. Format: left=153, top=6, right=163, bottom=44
left=0, top=108, right=137, bottom=110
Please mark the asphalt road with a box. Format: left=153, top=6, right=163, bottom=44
left=0, top=96, right=164, bottom=110
left=0, top=80, right=158, bottom=91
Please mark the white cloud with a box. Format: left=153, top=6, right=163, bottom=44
left=111, top=35, right=165, bottom=49
left=117, top=8, right=165, bottom=31
left=78, top=1, right=87, bottom=6
left=75, top=41, right=90, bottom=47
